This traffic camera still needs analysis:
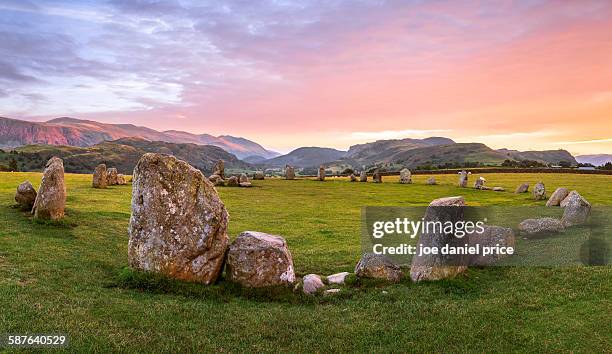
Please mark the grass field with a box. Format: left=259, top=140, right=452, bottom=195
left=1, top=172, right=611, bottom=352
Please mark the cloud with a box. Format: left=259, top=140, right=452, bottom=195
left=555, top=138, right=612, bottom=145
left=347, top=129, right=452, bottom=140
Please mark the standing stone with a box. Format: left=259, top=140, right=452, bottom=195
left=474, top=176, right=486, bottom=189
left=533, top=182, right=546, bottom=200
left=303, top=274, right=325, bottom=295
left=546, top=187, right=569, bottom=207
left=213, top=160, right=225, bottom=179
left=285, top=165, right=295, bottom=180
left=561, top=192, right=591, bottom=226
left=253, top=171, right=265, bottom=180
left=226, top=231, right=295, bottom=287
left=349, top=173, right=357, bottom=182
left=208, top=174, right=225, bottom=186
left=468, top=225, right=515, bottom=266
left=92, top=164, right=108, bottom=189
left=515, top=183, right=529, bottom=193
left=107, top=168, right=119, bottom=186
left=128, top=153, right=229, bottom=285
left=359, top=171, right=367, bottom=182
left=399, top=168, right=412, bottom=184
left=560, top=190, right=578, bottom=208
left=227, top=176, right=239, bottom=187
left=15, top=181, right=37, bottom=211
left=458, top=171, right=469, bottom=187
left=239, top=173, right=249, bottom=183
left=317, top=165, right=326, bottom=181
left=426, top=177, right=437, bottom=185
left=117, top=174, right=127, bottom=185
left=372, top=169, right=382, bottom=183
left=32, top=157, right=66, bottom=221
left=410, top=196, right=467, bottom=282
left=355, top=253, right=402, bottom=282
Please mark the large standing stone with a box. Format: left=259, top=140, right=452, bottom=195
left=32, top=157, right=66, bottom=221
left=253, top=171, right=265, bottom=180
left=355, top=253, right=402, bottom=282
left=349, top=173, right=357, bottom=182
left=128, top=153, right=229, bottom=285
left=533, top=182, right=546, bottom=200
left=285, top=165, right=295, bottom=180
left=561, top=192, right=591, bottom=226
left=458, top=170, right=469, bottom=187
left=317, top=165, right=326, bottom=181
left=518, top=217, right=564, bottom=235
left=239, top=173, right=249, bottom=184
left=372, top=169, right=382, bottom=183
left=399, top=168, right=412, bottom=184
left=92, top=164, right=107, bottom=189
left=226, top=231, right=295, bottom=287
left=426, top=177, right=437, bottom=185
left=515, top=183, right=529, bottom=193
left=560, top=190, right=578, bottom=208
left=468, top=225, right=515, bottom=266
left=212, top=160, right=225, bottom=179
left=15, top=181, right=37, bottom=211
left=359, top=171, right=367, bottom=182
left=410, top=196, right=467, bottom=282
left=227, top=176, right=239, bottom=187
left=107, top=168, right=118, bottom=186
left=546, top=187, right=569, bottom=207
left=474, top=176, right=486, bottom=189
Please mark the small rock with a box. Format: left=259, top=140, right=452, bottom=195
left=399, top=168, right=412, bottom=184
left=227, top=176, right=239, bottom=187
left=116, top=174, right=127, bottom=185
left=15, top=181, right=37, bottom=211
left=492, top=187, right=505, bottom=192
left=355, top=253, right=402, bottom=282
left=518, top=217, right=564, bottom=235
left=533, top=182, right=546, bottom=200
left=327, top=272, right=350, bottom=284
left=324, top=288, right=341, bottom=296
left=253, top=171, right=265, bottom=180
left=426, top=177, right=437, bottom=185
left=349, top=174, right=357, bottom=182
left=208, top=174, right=225, bottom=186
left=303, top=274, right=325, bottom=295
left=92, top=164, right=107, bottom=188
left=474, top=176, right=486, bottom=189
left=239, top=182, right=252, bottom=188
left=239, top=173, right=249, bottom=183
left=561, top=192, right=591, bottom=226
left=226, top=231, right=295, bottom=287
left=515, top=183, right=529, bottom=193
left=546, top=187, right=569, bottom=207
left=372, top=169, right=382, bottom=183
left=359, top=171, right=367, bottom=182
left=106, top=168, right=118, bottom=186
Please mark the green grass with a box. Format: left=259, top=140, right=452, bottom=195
left=0, top=172, right=610, bottom=352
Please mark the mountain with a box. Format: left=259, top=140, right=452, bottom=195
left=263, top=147, right=347, bottom=168
left=497, top=148, right=577, bottom=165
left=575, top=154, right=612, bottom=166
left=345, top=137, right=455, bottom=163
left=0, top=116, right=278, bottom=159
left=2, top=137, right=252, bottom=174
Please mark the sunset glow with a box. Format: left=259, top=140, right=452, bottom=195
left=1, top=0, right=611, bottom=154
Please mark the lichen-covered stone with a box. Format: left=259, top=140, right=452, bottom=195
left=533, top=182, right=546, bottom=200
left=208, top=174, right=225, bottom=186
left=226, top=231, right=295, bottom=287
left=355, top=253, right=402, bottom=282
left=410, top=196, right=467, bottom=282
left=32, top=157, right=66, bottom=220
left=349, top=174, right=357, bottom=182
left=399, top=168, right=411, bottom=184
left=128, top=153, right=229, bottom=285
left=239, top=182, right=252, bottom=188
left=15, top=181, right=37, bottom=211
left=492, top=187, right=505, bottom=192
left=372, top=169, right=382, bottom=183
left=253, top=171, right=265, bottom=180
left=327, top=271, right=350, bottom=284
left=546, top=187, right=569, bottom=207
left=458, top=171, right=469, bottom=187
left=515, top=183, right=529, bottom=193
left=303, top=274, right=325, bottom=295
left=426, top=177, right=437, bottom=185
left=239, top=173, right=249, bottom=183
left=560, top=190, right=579, bottom=208
left=474, top=176, right=486, bottom=189
left=359, top=171, right=367, bottom=182
left=107, top=168, right=119, bottom=186
left=518, top=217, right=564, bottom=235
left=561, top=192, right=591, bottom=226
left=213, top=160, right=225, bottom=179
left=92, top=164, right=107, bottom=189
left=227, top=176, right=239, bottom=187
left=116, top=174, right=127, bottom=185
left=317, top=165, right=325, bottom=181
left=468, top=225, right=515, bottom=266
left=285, top=165, right=295, bottom=180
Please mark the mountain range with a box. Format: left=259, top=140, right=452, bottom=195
left=575, top=154, right=612, bottom=166
left=0, top=116, right=279, bottom=159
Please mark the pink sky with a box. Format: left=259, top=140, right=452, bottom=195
left=1, top=0, right=611, bottom=154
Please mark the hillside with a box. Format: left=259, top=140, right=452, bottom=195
left=0, top=117, right=278, bottom=159
left=262, top=147, right=347, bottom=167
left=1, top=138, right=251, bottom=174
left=345, top=137, right=455, bottom=163
left=497, top=148, right=577, bottom=165
left=576, top=154, right=612, bottom=166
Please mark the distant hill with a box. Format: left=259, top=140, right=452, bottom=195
left=576, top=154, right=612, bottom=166
left=497, top=148, right=577, bottom=165
left=0, top=116, right=278, bottom=159
left=263, top=147, right=347, bottom=168
left=345, top=137, right=455, bottom=163
left=1, top=138, right=251, bottom=174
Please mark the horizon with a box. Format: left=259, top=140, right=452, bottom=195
left=1, top=1, right=611, bottom=155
